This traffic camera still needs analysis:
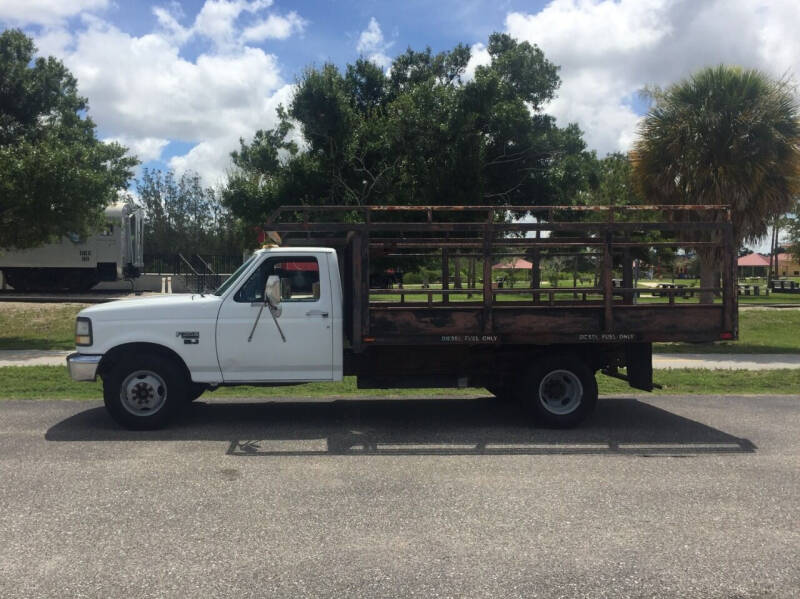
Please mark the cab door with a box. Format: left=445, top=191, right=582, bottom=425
left=215, top=253, right=334, bottom=382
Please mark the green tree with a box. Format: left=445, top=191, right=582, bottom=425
left=591, top=152, right=641, bottom=207
left=137, top=168, right=243, bottom=256
left=632, top=65, right=800, bottom=301
left=785, top=201, right=800, bottom=265
left=0, top=29, right=137, bottom=249
left=223, top=33, right=594, bottom=230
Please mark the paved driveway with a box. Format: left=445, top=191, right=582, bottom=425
left=1, top=395, right=798, bottom=598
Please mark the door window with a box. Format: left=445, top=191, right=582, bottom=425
left=235, top=257, right=320, bottom=303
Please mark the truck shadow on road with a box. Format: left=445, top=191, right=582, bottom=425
left=45, top=397, right=756, bottom=457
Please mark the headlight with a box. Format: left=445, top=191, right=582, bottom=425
left=75, top=317, right=93, bottom=346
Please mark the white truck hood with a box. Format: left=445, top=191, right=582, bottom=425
left=80, top=293, right=222, bottom=321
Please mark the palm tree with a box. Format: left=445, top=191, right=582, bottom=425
left=632, top=66, right=800, bottom=302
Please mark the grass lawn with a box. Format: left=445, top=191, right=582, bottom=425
left=1, top=365, right=798, bottom=401
left=0, top=300, right=798, bottom=354
left=738, top=294, right=800, bottom=305
left=0, top=303, right=87, bottom=350
left=655, top=308, right=800, bottom=354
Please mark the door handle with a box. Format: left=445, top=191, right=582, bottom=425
left=305, top=310, right=329, bottom=318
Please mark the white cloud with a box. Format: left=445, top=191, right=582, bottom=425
left=356, top=17, right=392, bottom=69
left=242, top=11, right=307, bottom=41
left=152, top=1, right=305, bottom=48
left=356, top=17, right=384, bottom=54
left=506, top=0, right=800, bottom=155
left=25, top=1, right=306, bottom=186
left=152, top=0, right=311, bottom=49
left=168, top=82, right=295, bottom=186
left=0, top=0, right=109, bottom=26
left=32, top=27, right=73, bottom=57
left=104, top=136, right=170, bottom=163
left=153, top=5, right=192, bottom=44
left=464, top=42, right=490, bottom=81
left=191, top=0, right=272, bottom=49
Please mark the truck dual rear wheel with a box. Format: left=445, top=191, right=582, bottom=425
left=103, top=354, right=187, bottom=430
left=517, top=355, right=598, bottom=428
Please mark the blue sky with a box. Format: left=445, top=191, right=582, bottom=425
left=1, top=0, right=798, bottom=193
left=66, top=0, right=534, bottom=69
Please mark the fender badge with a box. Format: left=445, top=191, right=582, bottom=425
left=177, top=331, right=200, bottom=344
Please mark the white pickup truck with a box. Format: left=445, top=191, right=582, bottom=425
left=68, top=248, right=343, bottom=429
left=67, top=205, right=738, bottom=430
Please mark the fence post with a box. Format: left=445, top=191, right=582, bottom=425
left=603, top=231, right=614, bottom=333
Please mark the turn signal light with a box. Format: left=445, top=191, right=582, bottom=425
left=76, top=317, right=93, bottom=346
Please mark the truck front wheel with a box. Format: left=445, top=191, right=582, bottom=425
left=188, top=383, right=207, bottom=402
left=517, top=355, right=598, bottom=428
left=103, top=354, right=187, bottom=429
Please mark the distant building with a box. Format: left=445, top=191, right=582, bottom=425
left=737, top=253, right=770, bottom=277
left=492, top=258, right=533, bottom=270
left=777, top=252, right=800, bottom=277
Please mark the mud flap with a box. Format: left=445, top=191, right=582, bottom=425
left=626, top=342, right=653, bottom=391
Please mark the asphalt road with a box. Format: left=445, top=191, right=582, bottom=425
left=1, top=395, right=798, bottom=598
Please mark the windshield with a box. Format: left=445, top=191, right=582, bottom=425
left=214, top=254, right=257, bottom=296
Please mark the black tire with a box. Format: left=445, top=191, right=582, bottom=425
left=188, top=383, right=207, bottom=402
left=486, top=383, right=516, bottom=403
left=103, top=353, right=187, bottom=430
left=4, top=270, right=31, bottom=292
left=516, top=354, right=598, bottom=428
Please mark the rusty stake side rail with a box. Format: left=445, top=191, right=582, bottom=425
left=265, top=204, right=737, bottom=352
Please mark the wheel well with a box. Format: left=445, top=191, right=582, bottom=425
left=97, top=343, right=191, bottom=381
left=481, top=345, right=605, bottom=389
left=501, top=345, right=606, bottom=377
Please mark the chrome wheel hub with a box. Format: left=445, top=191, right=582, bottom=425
left=120, top=370, right=167, bottom=416
left=538, top=369, right=583, bottom=415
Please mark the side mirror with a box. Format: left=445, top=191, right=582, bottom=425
left=249, top=274, right=286, bottom=344
left=265, top=275, right=281, bottom=308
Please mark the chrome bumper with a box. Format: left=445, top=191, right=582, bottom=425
left=67, top=353, right=102, bottom=382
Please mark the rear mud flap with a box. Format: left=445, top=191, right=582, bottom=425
left=626, top=342, right=653, bottom=391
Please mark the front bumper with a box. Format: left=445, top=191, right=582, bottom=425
left=67, top=353, right=102, bottom=382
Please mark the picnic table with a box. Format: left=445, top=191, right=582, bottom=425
left=653, top=283, right=693, bottom=298
left=770, top=280, right=800, bottom=294
left=737, top=284, right=763, bottom=296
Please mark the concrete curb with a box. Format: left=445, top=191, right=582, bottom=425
left=1, top=350, right=799, bottom=370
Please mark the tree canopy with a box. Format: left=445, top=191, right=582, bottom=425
left=632, top=65, right=800, bottom=246
left=223, top=33, right=600, bottom=229
left=136, top=168, right=243, bottom=256
left=785, top=199, right=800, bottom=263
left=632, top=65, right=800, bottom=301
left=0, top=29, right=137, bottom=249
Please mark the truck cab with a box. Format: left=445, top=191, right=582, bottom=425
left=67, top=247, right=343, bottom=429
